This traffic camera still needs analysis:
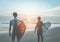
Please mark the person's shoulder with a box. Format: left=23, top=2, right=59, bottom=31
left=40, top=21, right=43, bottom=24
left=17, top=18, right=23, bottom=22
left=10, top=19, right=14, bottom=22
left=39, top=21, right=43, bottom=24
left=40, top=21, right=43, bottom=22
left=16, top=18, right=20, bottom=21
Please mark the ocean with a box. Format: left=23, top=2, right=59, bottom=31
left=0, top=16, right=60, bottom=32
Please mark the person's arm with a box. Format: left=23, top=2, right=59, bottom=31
left=9, top=21, right=11, bottom=36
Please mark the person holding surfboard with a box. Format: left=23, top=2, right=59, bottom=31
left=9, top=12, right=26, bottom=42
left=35, top=16, right=43, bottom=42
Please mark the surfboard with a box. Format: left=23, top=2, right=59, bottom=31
left=18, top=21, right=26, bottom=39
left=42, top=22, right=51, bottom=32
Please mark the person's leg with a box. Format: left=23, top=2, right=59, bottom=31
left=17, top=38, right=20, bottom=42
left=12, top=38, right=15, bottom=42
left=37, top=34, right=40, bottom=42
left=41, top=32, right=43, bottom=42
left=17, top=33, right=20, bottom=42
left=12, top=33, right=15, bottom=42
left=17, top=37, right=20, bottom=42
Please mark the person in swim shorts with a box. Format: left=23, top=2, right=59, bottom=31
left=9, top=12, right=22, bottom=42
left=35, top=16, right=43, bottom=42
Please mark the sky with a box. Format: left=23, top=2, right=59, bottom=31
left=0, top=0, right=60, bottom=29
left=0, top=0, right=60, bottom=17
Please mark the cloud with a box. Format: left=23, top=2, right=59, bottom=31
left=42, top=6, right=60, bottom=16
left=45, top=6, right=60, bottom=11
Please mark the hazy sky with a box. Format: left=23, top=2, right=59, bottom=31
left=0, top=0, right=60, bottom=16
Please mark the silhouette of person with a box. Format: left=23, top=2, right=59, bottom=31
left=35, top=16, right=43, bottom=42
left=9, top=12, right=22, bottom=42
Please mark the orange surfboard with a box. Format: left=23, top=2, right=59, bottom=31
left=19, top=21, right=26, bottom=39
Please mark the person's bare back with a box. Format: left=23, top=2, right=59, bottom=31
left=37, top=21, right=43, bottom=30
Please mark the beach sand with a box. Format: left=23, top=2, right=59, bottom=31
left=43, top=27, right=60, bottom=42
left=0, top=30, right=37, bottom=42
left=0, top=27, right=60, bottom=42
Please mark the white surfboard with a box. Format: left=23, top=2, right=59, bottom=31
left=42, top=22, right=51, bottom=32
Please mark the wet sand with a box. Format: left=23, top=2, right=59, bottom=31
left=0, top=27, right=60, bottom=42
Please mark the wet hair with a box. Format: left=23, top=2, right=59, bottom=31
left=37, top=16, right=41, bottom=20
left=13, top=12, right=17, bottom=17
